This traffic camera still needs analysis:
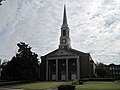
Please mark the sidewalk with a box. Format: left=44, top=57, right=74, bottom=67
left=0, top=88, right=23, bottom=90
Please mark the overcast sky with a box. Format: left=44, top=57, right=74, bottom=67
left=0, top=0, right=120, bottom=64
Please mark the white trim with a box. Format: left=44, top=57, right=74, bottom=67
left=66, top=59, right=68, bottom=81
left=46, top=60, right=48, bottom=80
left=47, top=56, right=79, bottom=60
left=56, top=59, right=58, bottom=81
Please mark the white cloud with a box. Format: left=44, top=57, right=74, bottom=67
left=0, top=0, right=120, bottom=64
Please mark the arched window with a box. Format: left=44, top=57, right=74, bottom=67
left=63, top=30, right=66, bottom=36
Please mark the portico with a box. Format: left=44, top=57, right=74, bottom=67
left=46, top=56, right=80, bottom=81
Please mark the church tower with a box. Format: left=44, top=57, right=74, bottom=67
left=40, top=5, right=95, bottom=81
left=59, top=5, right=71, bottom=49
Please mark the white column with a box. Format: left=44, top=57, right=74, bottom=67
left=66, top=58, right=68, bottom=81
left=46, top=60, right=48, bottom=80
left=77, top=58, right=80, bottom=79
left=56, top=59, right=58, bottom=81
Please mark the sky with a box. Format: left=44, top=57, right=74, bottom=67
left=0, top=0, right=120, bottom=64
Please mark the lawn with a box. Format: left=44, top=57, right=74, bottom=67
left=11, top=81, right=65, bottom=90
left=76, top=81, right=120, bottom=90
left=2, top=81, right=120, bottom=90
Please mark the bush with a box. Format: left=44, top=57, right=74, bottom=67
left=80, top=78, right=115, bottom=81
left=58, top=85, right=75, bottom=90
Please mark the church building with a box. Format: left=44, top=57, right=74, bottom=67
left=40, top=6, right=96, bottom=81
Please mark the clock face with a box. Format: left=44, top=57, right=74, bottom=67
left=62, top=39, right=66, bottom=44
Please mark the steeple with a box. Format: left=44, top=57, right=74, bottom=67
left=62, top=5, right=68, bottom=28
left=59, top=5, right=71, bottom=49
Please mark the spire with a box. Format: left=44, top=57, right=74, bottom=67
left=59, top=5, right=71, bottom=49
left=62, top=5, right=68, bottom=27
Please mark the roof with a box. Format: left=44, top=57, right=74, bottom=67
left=42, top=48, right=90, bottom=57
left=69, top=48, right=89, bottom=55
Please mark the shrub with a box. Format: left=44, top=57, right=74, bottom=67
left=58, top=85, right=75, bottom=90
left=80, top=78, right=115, bottom=81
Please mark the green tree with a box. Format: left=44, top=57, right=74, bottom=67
left=1, top=42, right=40, bottom=80
left=96, top=62, right=108, bottom=78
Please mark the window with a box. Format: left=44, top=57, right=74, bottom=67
left=113, top=67, right=114, bottom=70
left=110, top=67, right=112, bottom=70
left=63, top=30, right=66, bottom=36
left=110, top=72, right=112, bottom=75
left=113, top=72, right=115, bottom=75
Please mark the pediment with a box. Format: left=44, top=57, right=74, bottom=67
left=46, top=49, right=77, bottom=57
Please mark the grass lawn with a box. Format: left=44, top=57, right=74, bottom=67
left=11, top=81, right=65, bottom=90
left=2, top=81, right=120, bottom=90
left=76, top=81, right=120, bottom=90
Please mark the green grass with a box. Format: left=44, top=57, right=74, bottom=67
left=2, top=81, right=120, bottom=90
left=11, top=81, right=65, bottom=89
left=76, top=81, right=120, bottom=90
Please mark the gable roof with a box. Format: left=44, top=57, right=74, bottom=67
left=42, top=48, right=90, bottom=58
left=69, top=48, right=89, bottom=55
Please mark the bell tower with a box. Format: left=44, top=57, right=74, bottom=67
left=59, top=5, right=71, bottom=49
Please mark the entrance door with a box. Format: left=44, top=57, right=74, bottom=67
left=52, top=74, right=56, bottom=80
left=61, top=74, right=66, bottom=81
left=71, top=74, right=76, bottom=80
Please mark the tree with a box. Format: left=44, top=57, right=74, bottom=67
left=0, top=59, right=9, bottom=80
left=96, top=62, right=108, bottom=78
left=0, top=0, right=6, bottom=5
left=1, top=42, right=40, bottom=80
